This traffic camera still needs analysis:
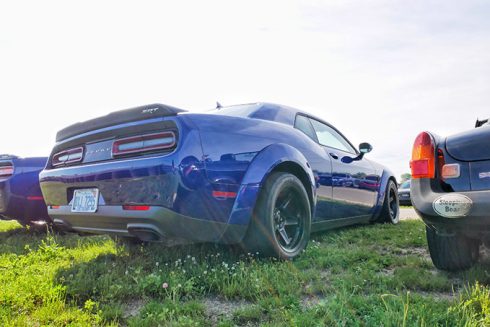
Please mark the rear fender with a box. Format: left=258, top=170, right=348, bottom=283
left=371, top=168, right=396, bottom=219
left=226, top=143, right=315, bottom=228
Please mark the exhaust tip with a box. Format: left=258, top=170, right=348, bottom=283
left=127, top=224, right=164, bottom=242
left=53, top=219, right=73, bottom=231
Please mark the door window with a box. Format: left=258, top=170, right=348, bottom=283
left=309, top=119, right=356, bottom=154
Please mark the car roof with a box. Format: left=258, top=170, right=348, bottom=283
left=212, top=102, right=322, bottom=126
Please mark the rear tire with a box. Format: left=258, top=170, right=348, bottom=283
left=377, top=180, right=399, bottom=224
left=241, top=172, right=311, bottom=259
left=426, top=226, right=479, bottom=271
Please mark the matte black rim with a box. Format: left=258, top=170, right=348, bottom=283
left=388, top=187, right=398, bottom=221
left=273, top=186, right=307, bottom=252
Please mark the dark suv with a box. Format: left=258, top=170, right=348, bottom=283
left=410, top=121, right=490, bottom=271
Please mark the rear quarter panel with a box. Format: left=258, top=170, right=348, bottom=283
left=0, top=157, right=49, bottom=222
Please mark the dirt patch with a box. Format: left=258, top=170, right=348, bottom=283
left=398, top=247, right=430, bottom=258
left=122, top=298, right=146, bottom=319
left=320, top=269, right=331, bottom=280
left=203, top=296, right=252, bottom=324
left=301, top=295, right=327, bottom=309
left=379, top=267, right=395, bottom=276
left=415, top=290, right=458, bottom=302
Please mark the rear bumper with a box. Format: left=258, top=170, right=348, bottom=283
left=398, top=191, right=411, bottom=205
left=411, top=178, right=490, bottom=237
left=49, top=205, right=247, bottom=243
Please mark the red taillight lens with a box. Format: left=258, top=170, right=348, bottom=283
left=0, top=165, right=13, bottom=178
left=410, top=132, right=435, bottom=179
left=112, top=132, right=176, bottom=157
left=122, top=205, right=150, bottom=211
left=27, top=196, right=44, bottom=201
left=212, top=191, right=237, bottom=199
left=52, top=147, right=84, bottom=166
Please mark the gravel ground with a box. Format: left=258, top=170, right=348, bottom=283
left=400, top=207, right=419, bottom=220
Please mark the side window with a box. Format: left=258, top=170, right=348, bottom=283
left=309, top=119, right=356, bottom=153
left=294, top=115, right=318, bottom=142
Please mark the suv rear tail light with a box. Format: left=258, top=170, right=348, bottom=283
left=112, top=132, right=176, bottom=157
left=52, top=147, right=84, bottom=166
left=410, top=132, right=436, bottom=179
left=0, top=165, right=13, bottom=178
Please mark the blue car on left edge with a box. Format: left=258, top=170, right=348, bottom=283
left=0, top=154, right=51, bottom=227
left=39, top=102, right=399, bottom=259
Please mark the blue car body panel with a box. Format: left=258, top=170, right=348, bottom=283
left=39, top=103, right=395, bottom=242
left=0, top=156, right=50, bottom=224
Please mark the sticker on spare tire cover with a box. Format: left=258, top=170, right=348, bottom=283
left=432, top=194, right=472, bottom=218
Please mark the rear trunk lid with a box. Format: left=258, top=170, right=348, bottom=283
left=48, top=103, right=185, bottom=168
left=56, top=103, right=185, bottom=142
left=446, top=125, right=490, bottom=161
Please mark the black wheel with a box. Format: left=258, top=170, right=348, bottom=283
left=377, top=180, right=399, bottom=224
left=241, top=172, right=311, bottom=259
left=426, top=226, right=479, bottom=271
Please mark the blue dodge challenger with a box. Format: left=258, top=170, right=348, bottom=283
left=39, top=103, right=399, bottom=258
left=0, top=154, right=50, bottom=227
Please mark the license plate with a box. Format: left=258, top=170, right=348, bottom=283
left=71, top=188, right=99, bottom=213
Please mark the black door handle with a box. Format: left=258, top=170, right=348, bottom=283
left=329, top=152, right=339, bottom=160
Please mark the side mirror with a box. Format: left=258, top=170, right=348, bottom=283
left=359, top=142, right=373, bottom=154
left=341, top=143, right=373, bottom=163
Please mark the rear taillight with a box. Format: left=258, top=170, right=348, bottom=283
left=112, top=131, right=176, bottom=157
left=212, top=191, right=237, bottom=199
left=122, top=205, right=150, bottom=211
left=410, top=132, right=435, bottom=179
left=52, top=147, right=84, bottom=166
left=0, top=165, right=13, bottom=178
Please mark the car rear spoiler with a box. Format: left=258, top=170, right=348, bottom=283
left=0, top=154, right=19, bottom=160
left=475, top=118, right=489, bottom=128
left=56, top=103, right=187, bottom=142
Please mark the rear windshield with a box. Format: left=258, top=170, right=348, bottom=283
left=208, top=104, right=258, bottom=118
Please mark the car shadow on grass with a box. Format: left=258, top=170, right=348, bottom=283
left=0, top=222, right=109, bottom=255
left=0, top=222, right=49, bottom=255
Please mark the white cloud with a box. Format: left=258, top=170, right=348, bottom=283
left=1, top=0, right=489, bottom=178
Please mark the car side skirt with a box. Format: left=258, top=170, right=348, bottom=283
left=311, top=215, right=371, bottom=233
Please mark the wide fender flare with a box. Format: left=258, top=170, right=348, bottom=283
left=226, top=143, right=315, bottom=228
left=242, top=143, right=315, bottom=187
left=371, top=167, right=397, bottom=218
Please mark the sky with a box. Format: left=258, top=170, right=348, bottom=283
left=1, top=0, right=489, bottom=179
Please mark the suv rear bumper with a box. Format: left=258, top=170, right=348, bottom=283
left=49, top=205, right=247, bottom=244
left=411, top=178, right=490, bottom=236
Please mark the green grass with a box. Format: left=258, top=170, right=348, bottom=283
left=1, top=219, right=489, bottom=326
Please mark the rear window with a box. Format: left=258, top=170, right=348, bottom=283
left=294, top=115, right=318, bottom=141
left=208, top=104, right=258, bottom=118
